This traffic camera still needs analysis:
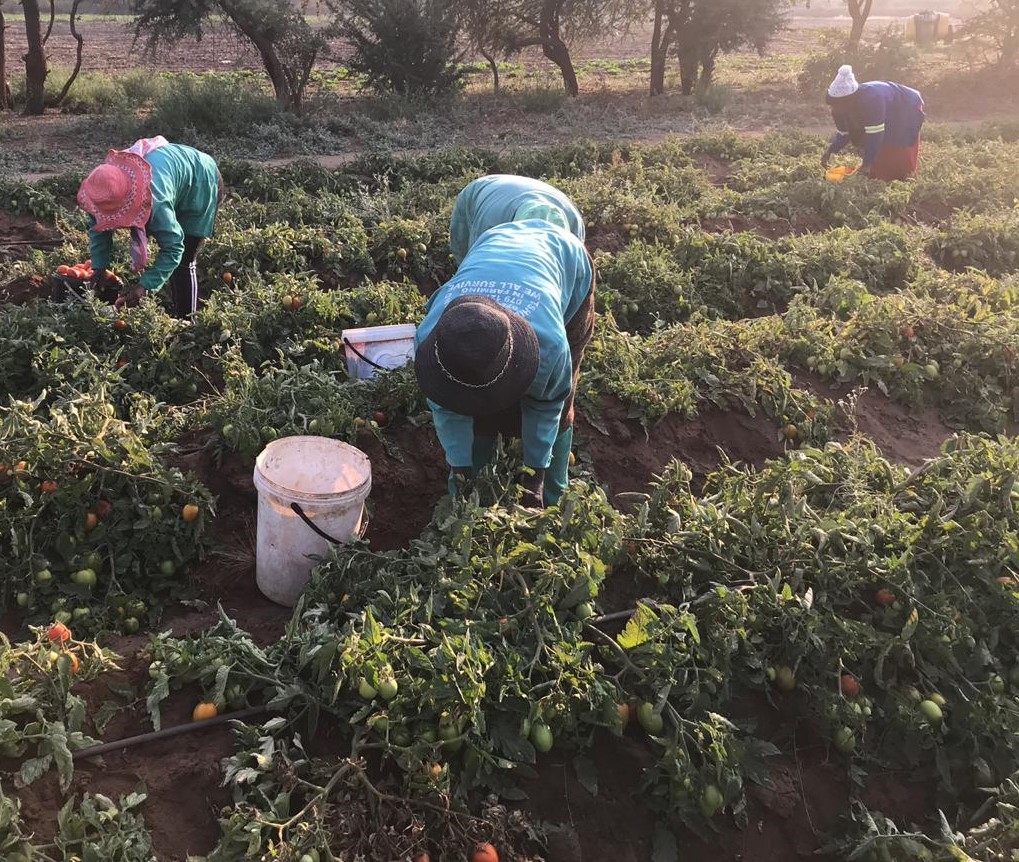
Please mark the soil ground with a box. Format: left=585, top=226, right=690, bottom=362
left=1, top=377, right=953, bottom=861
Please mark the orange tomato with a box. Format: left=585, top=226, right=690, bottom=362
left=85, top=512, right=99, bottom=531
left=875, top=589, right=896, bottom=606
left=222, top=272, right=234, bottom=284
left=617, top=702, right=631, bottom=728
left=192, top=702, right=218, bottom=721
left=47, top=622, right=72, bottom=644
left=57, top=264, right=72, bottom=276
left=470, top=842, right=499, bottom=862
left=182, top=504, right=200, bottom=523
left=114, top=319, right=127, bottom=330
left=840, top=674, right=861, bottom=698
left=901, top=325, right=916, bottom=339
left=65, top=651, right=80, bottom=674
left=40, top=480, right=58, bottom=494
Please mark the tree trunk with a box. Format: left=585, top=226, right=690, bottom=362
left=22, top=0, right=47, bottom=115
left=677, top=46, right=698, bottom=95
left=220, top=1, right=307, bottom=109
left=700, top=47, right=717, bottom=85
left=649, top=0, right=670, bottom=96
left=540, top=0, right=578, bottom=96
left=846, top=0, right=872, bottom=51
left=481, top=47, right=499, bottom=94
left=0, top=3, right=13, bottom=110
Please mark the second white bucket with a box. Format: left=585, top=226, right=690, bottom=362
left=253, top=436, right=372, bottom=607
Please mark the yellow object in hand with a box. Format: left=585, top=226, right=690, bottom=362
left=825, top=164, right=859, bottom=182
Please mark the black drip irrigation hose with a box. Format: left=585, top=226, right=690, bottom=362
left=72, top=705, right=268, bottom=761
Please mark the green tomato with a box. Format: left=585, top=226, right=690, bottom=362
left=833, top=726, right=856, bottom=753
left=34, top=568, right=52, bottom=585
left=358, top=678, right=377, bottom=699
left=72, top=568, right=97, bottom=587
left=530, top=722, right=554, bottom=754
left=637, top=702, right=664, bottom=735
left=84, top=552, right=103, bottom=572
left=160, top=559, right=177, bottom=577
left=990, top=674, right=1006, bottom=695
left=15, top=592, right=29, bottom=608
left=929, top=692, right=947, bottom=707
left=575, top=602, right=594, bottom=621
left=700, top=784, right=723, bottom=817
left=919, top=700, right=943, bottom=727
left=54, top=610, right=73, bottom=624
left=72, top=607, right=90, bottom=620
left=378, top=676, right=398, bottom=701
left=123, top=617, right=140, bottom=634
left=765, top=666, right=776, bottom=682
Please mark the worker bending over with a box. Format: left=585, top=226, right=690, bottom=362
left=822, top=65, right=925, bottom=181
left=415, top=175, right=593, bottom=508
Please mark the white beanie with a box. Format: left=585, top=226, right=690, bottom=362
left=828, top=64, right=860, bottom=98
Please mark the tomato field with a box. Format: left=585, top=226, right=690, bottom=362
left=4, top=123, right=1019, bottom=861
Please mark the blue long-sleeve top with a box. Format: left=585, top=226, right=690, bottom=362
left=416, top=220, right=593, bottom=470
left=449, top=175, right=585, bottom=264
left=829, top=81, right=925, bottom=167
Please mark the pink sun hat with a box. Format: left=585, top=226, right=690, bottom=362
left=77, top=149, right=153, bottom=232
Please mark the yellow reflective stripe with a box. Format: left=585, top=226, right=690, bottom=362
left=865, top=124, right=886, bottom=134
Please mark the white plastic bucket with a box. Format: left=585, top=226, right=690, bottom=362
left=341, top=323, right=416, bottom=380
left=252, top=436, right=372, bottom=606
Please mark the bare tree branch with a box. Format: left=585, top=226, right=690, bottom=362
left=42, top=0, right=55, bottom=44
left=53, top=0, right=84, bottom=107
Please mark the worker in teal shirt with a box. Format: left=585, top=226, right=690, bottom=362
left=78, top=137, right=223, bottom=318
left=449, top=175, right=585, bottom=264
left=415, top=216, right=595, bottom=508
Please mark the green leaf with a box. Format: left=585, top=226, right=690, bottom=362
left=146, top=672, right=171, bottom=732
left=19, top=755, right=52, bottom=786
left=51, top=729, right=74, bottom=793
left=618, top=603, right=658, bottom=650
left=652, top=823, right=679, bottom=862
left=364, top=608, right=382, bottom=645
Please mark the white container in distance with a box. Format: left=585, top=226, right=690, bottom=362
left=252, top=436, right=372, bottom=607
left=341, top=323, right=417, bottom=380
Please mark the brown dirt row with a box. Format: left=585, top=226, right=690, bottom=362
left=5, top=387, right=955, bottom=862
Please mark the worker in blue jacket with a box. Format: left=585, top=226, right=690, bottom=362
left=821, top=65, right=925, bottom=181
left=448, top=174, right=585, bottom=264
left=415, top=179, right=593, bottom=508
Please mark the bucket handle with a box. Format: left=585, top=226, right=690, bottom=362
left=290, top=502, right=369, bottom=545
left=342, top=337, right=389, bottom=373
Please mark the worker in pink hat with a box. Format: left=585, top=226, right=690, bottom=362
left=78, top=137, right=224, bottom=318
